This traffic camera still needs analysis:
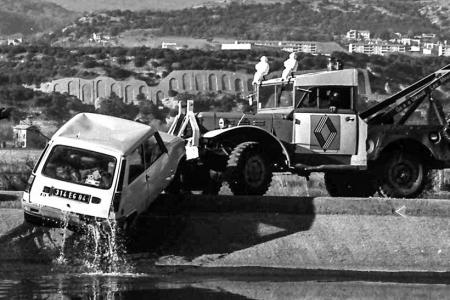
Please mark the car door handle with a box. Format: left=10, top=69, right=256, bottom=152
left=345, top=116, right=355, bottom=122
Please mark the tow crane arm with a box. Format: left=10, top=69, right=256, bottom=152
left=360, top=64, right=450, bottom=125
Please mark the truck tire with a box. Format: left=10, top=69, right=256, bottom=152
left=324, top=172, right=376, bottom=197
left=226, top=142, right=272, bottom=195
left=377, top=151, right=427, bottom=198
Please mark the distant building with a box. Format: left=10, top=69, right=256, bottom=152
left=282, top=42, right=317, bottom=54
left=162, top=42, right=182, bottom=50
left=399, top=38, right=421, bottom=46
left=439, top=44, right=450, bottom=57
left=346, top=30, right=370, bottom=40
left=421, top=33, right=437, bottom=39
left=13, top=124, right=46, bottom=148
left=349, top=43, right=406, bottom=56
left=423, top=48, right=433, bottom=55
left=221, top=42, right=252, bottom=50
left=235, top=40, right=345, bottom=55
left=8, top=36, right=23, bottom=46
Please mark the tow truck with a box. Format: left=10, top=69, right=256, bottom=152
left=169, top=64, right=450, bottom=198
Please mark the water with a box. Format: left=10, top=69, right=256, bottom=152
left=1, top=268, right=450, bottom=299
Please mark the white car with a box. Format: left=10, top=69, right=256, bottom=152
left=22, top=113, right=185, bottom=229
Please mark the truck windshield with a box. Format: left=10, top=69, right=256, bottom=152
left=258, top=83, right=293, bottom=109
left=42, top=145, right=117, bottom=189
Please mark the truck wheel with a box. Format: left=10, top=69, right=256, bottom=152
left=324, top=172, right=376, bottom=197
left=377, top=151, right=427, bottom=198
left=226, top=142, right=272, bottom=195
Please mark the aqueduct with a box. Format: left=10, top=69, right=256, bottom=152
left=38, top=70, right=254, bottom=104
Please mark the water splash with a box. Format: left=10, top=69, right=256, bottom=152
left=55, top=212, right=70, bottom=265
left=54, top=217, right=134, bottom=275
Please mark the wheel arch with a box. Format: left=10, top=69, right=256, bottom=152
left=373, top=138, right=435, bottom=166
left=204, top=126, right=291, bottom=167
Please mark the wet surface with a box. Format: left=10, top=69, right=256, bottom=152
left=1, top=262, right=450, bottom=300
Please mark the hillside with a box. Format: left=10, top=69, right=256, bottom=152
left=42, top=0, right=450, bottom=36
left=43, top=0, right=209, bottom=12
left=53, top=0, right=450, bottom=44
left=0, top=0, right=77, bottom=35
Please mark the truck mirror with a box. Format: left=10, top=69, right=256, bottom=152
left=248, top=97, right=253, bottom=106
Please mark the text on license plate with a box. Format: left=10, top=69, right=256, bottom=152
left=49, top=187, right=91, bottom=203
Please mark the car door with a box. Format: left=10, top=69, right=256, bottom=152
left=120, top=144, right=148, bottom=217
left=293, top=85, right=358, bottom=156
left=141, top=132, right=173, bottom=209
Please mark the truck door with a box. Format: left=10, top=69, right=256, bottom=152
left=293, top=86, right=358, bottom=156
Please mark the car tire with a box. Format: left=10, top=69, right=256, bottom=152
left=226, top=142, right=272, bottom=195
left=377, top=151, right=427, bottom=198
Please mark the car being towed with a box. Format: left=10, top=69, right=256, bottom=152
left=22, top=113, right=185, bottom=229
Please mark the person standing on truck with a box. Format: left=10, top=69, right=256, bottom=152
left=252, top=56, right=270, bottom=85
left=281, top=52, right=298, bottom=80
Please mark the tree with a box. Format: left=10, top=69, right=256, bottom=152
left=96, top=92, right=138, bottom=120
left=134, top=55, right=147, bottom=68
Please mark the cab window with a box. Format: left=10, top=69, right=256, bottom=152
left=258, top=83, right=293, bottom=109
left=296, top=86, right=352, bottom=110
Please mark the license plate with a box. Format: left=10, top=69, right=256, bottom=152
left=49, top=187, right=91, bottom=203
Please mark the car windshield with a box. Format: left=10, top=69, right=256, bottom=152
left=42, top=145, right=117, bottom=189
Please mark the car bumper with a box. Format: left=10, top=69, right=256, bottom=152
left=22, top=202, right=109, bottom=231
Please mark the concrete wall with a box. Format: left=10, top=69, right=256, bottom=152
left=39, top=70, right=253, bottom=104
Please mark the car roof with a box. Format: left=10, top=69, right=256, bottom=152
left=52, top=113, right=155, bottom=155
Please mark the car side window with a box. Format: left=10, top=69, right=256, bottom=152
left=128, top=145, right=145, bottom=184
left=143, top=134, right=164, bottom=167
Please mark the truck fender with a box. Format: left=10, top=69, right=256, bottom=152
left=370, top=136, right=435, bottom=163
left=203, top=125, right=291, bottom=166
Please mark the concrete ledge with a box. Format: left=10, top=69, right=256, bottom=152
left=0, top=191, right=22, bottom=209
left=1, top=194, right=450, bottom=275
left=3, top=192, right=450, bottom=217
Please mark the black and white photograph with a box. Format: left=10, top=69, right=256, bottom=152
left=0, top=0, right=449, bottom=298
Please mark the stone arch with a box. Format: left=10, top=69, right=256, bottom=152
left=111, top=83, right=121, bottom=98
left=221, top=74, right=230, bottom=91
left=234, top=78, right=243, bottom=92
left=182, top=73, right=189, bottom=90
left=139, top=85, right=146, bottom=96
left=208, top=74, right=218, bottom=91
left=82, top=84, right=92, bottom=104
left=247, top=79, right=254, bottom=92
left=195, top=74, right=204, bottom=91
left=156, top=91, right=164, bottom=102
left=169, top=78, right=178, bottom=91
left=125, top=85, right=133, bottom=104
left=96, top=80, right=106, bottom=98
left=68, top=80, right=77, bottom=96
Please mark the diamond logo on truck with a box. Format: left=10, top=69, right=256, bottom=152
left=314, top=116, right=337, bottom=150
